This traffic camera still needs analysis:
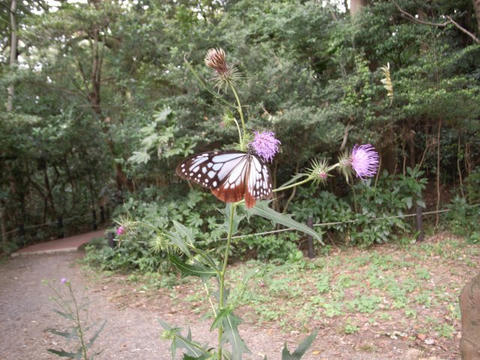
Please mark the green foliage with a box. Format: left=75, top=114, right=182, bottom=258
left=464, top=168, right=480, bottom=204
left=239, top=233, right=300, bottom=262
left=445, top=196, right=480, bottom=242
left=44, top=280, right=105, bottom=359
left=291, top=168, right=427, bottom=247
left=1, top=0, right=479, bottom=251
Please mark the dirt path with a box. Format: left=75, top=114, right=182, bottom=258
left=0, top=253, right=311, bottom=360
left=0, top=252, right=440, bottom=360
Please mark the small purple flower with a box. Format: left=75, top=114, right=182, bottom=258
left=60, top=278, right=67, bottom=284
left=350, top=144, right=379, bottom=178
left=249, top=131, right=281, bottom=163
left=116, top=226, right=125, bottom=236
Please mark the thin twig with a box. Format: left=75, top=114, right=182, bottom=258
left=394, top=2, right=480, bottom=44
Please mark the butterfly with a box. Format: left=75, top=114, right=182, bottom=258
left=176, top=151, right=272, bottom=208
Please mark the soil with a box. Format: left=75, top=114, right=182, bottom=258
left=0, top=250, right=457, bottom=360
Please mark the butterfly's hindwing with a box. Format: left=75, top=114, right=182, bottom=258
left=176, top=151, right=273, bottom=208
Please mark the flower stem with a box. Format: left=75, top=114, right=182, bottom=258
left=184, top=58, right=236, bottom=110
left=231, top=115, right=244, bottom=150
left=68, top=284, right=88, bottom=360
left=218, top=203, right=236, bottom=360
left=229, top=83, right=246, bottom=151
left=273, top=177, right=312, bottom=193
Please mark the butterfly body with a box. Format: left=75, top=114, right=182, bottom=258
left=176, top=151, right=272, bottom=208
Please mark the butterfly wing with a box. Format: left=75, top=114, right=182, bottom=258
left=176, top=151, right=245, bottom=188
left=244, top=155, right=273, bottom=208
left=176, top=151, right=272, bottom=208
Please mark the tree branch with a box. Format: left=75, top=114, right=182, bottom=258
left=394, top=2, right=480, bottom=44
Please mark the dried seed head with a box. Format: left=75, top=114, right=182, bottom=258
left=205, top=48, right=229, bottom=75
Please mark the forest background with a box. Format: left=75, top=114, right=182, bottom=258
left=1, top=0, right=479, bottom=264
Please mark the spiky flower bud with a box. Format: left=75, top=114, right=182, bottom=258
left=308, top=158, right=330, bottom=185
left=205, top=48, right=229, bottom=75
left=204, top=48, right=239, bottom=90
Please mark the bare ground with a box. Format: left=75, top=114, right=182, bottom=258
left=0, top=241, right=467, bottom=360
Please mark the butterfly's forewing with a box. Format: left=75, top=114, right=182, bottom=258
left=176, top=151, right=272, bottom=208
left=175, top=151, right=245, bottom=189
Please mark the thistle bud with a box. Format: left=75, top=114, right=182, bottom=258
left=204, top=48, right=239, bottom=89
left=205, top=48, right=229, bottom=75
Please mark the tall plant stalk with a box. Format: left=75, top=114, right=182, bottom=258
left=217, top=203, right=236, bottom=359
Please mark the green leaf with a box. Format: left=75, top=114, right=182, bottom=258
left=165, top=221, right=196, bottom=256
left=248, top=201, right=324, bottom=245
left=87, top=320, right=106, bottom=349
left=173, top=221, right=195, bottom=244
left=416, top=199, right=426, bottom=208
left=46, top=328, right=78, bottom=339
left=159, top=320, right=210, bottom=359
left=169, top=255, right=217, bottom=280
left=154, top=107, right=173, bottom=123
left=47, top=348, right=81, bottom=358
left=404, top=197, right=413, bottom=209
left=53, top=309, right=74, bottom=320
left=210, top=307, right=233, bottom=331
left=128, top=151, right=151, bottom=164
left=216, top=312, right=250, bottom=360
left=281, top=330, right=318, bottom=360
left=182, top=354, right=211, bottom=360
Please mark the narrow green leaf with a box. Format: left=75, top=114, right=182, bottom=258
left=47, top=348, right=80, bottom=358
left=169, top=255, right=217, bottom=280
left=210, top=307, right=233, bottom=331
left=281, top=330, right=318, bottom=360
left=46, top=328, right=77, bottom=339
left=87, top=320, right=106, bottom=349
left=53, top=309, right=74, bottom=320
left=183, top=355, right=210, bottom=360
left=219, top=312, right=250, bottom=360
left=166, top=225, right=191, bottom=256
left=188, top=246, right=218, bottom=269
left=159, top=319, right=210, bottom=359
left=173, top=221, right=195, bottom=244
left=159, top=319, right=173, bottom=331
left=248, top=201, right=324, bottom=245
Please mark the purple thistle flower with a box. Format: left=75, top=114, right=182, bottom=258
left=60, top=278, right=67, bottom=284
left=249, top=131, right=281, bottom=163
left=116, top=226, right=125, bottom=236
left=350, top=144, right=379, bottom=178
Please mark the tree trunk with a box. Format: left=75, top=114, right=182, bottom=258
left=350, top=0, right=367, bottom=16
left=435, top=119, right=442, bottom=227
left=460, top=273, right=480, bottom=359
left=473, top=0, right=480, bottom=35
left=0, top=205, right=7, bottom=249
left=7, top=0, right=17, bottom=112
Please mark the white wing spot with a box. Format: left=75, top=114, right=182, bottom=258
left=208, top=171, right=215, bottom=178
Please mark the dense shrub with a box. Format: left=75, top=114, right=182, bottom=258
left=291, top=168, right=427, bottom=247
